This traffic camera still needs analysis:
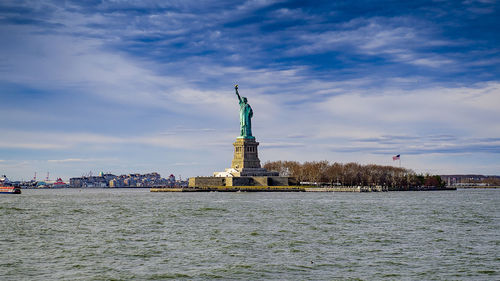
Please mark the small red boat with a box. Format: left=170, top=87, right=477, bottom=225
left=0, top=175, right=21, bottom=194
left=0, top=186, right=21, bottom=194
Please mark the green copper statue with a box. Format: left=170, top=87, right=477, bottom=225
left=235, top=85, right=254, bottom=139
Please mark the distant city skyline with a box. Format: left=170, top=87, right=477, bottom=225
left=0, top=0, right=499, bottom=180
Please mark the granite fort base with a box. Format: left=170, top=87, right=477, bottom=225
left=188, top=137, right=297, bottom=189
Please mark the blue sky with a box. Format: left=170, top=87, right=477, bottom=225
left=0, top=0, right=499, bottom=180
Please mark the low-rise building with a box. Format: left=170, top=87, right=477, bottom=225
left=69, top=172, right=184, bottom=188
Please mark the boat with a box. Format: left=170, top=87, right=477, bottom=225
left=0, top=185, right=21, bottom=194
left=0, top=175, right=21, bottom=194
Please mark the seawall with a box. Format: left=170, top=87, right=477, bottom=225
left=151, top=186, right=456, bottom=192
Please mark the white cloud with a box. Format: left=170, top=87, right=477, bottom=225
left=47, top=158, right=106, bottom=163
left=286, top=17, right=457, bottom=67
left=0, top=128, right=237, bottom=152
left=236, top=0, right=282, bottom=11
left=316, top=81, right=500, bottom=133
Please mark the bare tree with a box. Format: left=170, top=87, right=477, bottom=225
left=264, top=160, right=440, bottom=189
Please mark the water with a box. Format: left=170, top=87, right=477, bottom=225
left=1, top=189, right=499, bottom=280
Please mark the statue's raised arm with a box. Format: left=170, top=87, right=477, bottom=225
left=235, top=84, right=242, bottom=103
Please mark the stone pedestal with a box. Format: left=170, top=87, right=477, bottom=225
left=229, top=137, right=278, bottom=177
left=191, top=136, right=290, bottom=188
left=231, top=137, right=261, bottom=170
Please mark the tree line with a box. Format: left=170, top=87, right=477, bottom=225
left=263, top=160, right=446, bottom=189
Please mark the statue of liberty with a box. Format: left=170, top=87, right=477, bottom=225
left=234, top=85, right=254, bottom=139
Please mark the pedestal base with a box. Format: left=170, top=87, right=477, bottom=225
left=231, top=138, right=261, bottom=170
left=189, top=136, right=295, bottom=189
left=189, top=176, right=297, bottom=188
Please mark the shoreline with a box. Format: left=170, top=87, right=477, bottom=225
left=151, top=186, right=457, bottom=192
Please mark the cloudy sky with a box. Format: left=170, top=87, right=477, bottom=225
left=0, top=0, right=499, bottom=180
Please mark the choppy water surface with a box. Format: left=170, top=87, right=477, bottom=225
left=1, top=189, right=499, bottom=280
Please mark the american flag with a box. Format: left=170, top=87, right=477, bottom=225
left=392, top=154, right=400, bottom=161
